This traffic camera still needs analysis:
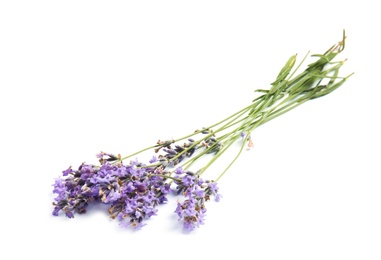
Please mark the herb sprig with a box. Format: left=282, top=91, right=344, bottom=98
left=52, top=32, right=352, bottom=231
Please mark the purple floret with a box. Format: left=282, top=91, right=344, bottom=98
left=52, top=151, right=221, bottom=231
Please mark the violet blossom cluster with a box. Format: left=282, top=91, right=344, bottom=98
left=174, top=167, right=221, bottom=230
left=52, top=149, right=221, bottom=230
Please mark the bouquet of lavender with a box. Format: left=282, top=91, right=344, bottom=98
left=52, top=33, right=352, bottom=231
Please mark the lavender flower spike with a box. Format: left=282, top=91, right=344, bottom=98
left=52, top=35, right=350, bottom=232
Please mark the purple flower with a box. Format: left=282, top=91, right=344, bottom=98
left=208, top=182, right=219, bottom=193
left=134, top=182, right=147, bottom=193
left=105, top=189, right=121, bottom=203
left=161, top=183, right=171, bottom=194
left=142, top=191, right=155, bottom=203
left=124, top=182, right=135, bottom=193
left=175, top=196, right=206, bottom=231
left=65, top=211, right=74, bottom=218
left=158, top=195, right=168, bottom=204
left=96, top=152, right=118, bottom=162
left=194, top=188, right=204, bottom=198
left=62, top=166, right=73, bottom=176
left=123, top=198, right=137, bottom=214
left=90, top=186, right=99, bottom=197
left=52, top=178, right=67, bottom=201
left=115, top=166, right=127, bottom=177
left=52, top=207, right=60, bottom=216
left=79, top=164, right=96, bottom=180
left=206, top=181, right=221, bottom=201
left=182, top=175, right=195, bottom=187
left=175, top=167, right=184, bottom=175
left=90, top=174, right=115, bottom=184
left=149, top=156, right=158, bottom=163
left=142, top=204, right=158, bottom=218
left=53, top=155, right=172, bottom=229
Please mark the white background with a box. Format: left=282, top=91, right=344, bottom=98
left=1, top=1, right=380, bottom=259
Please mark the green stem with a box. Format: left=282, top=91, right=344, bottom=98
left=215, top=134, right=246, bottom=181
left=117, top=34, right=350, bottom=186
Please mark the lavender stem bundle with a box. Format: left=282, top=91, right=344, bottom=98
left=52, top=33, right=352, bottom=231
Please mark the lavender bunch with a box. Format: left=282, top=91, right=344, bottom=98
left=52, top=32, right=352, bottom=231
left=53, top=146, right=221, bottom=230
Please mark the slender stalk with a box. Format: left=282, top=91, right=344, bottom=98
left=120, top=33, right=350, bottom=183
left=215, top=134, right=246, bottom=181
